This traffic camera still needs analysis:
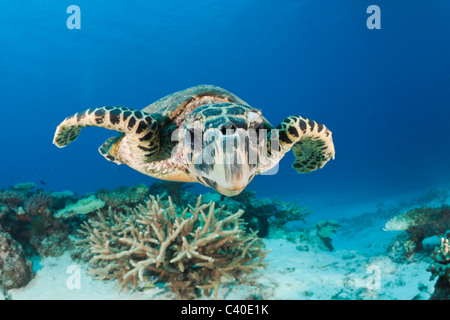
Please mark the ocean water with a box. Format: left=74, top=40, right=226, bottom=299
left=1, top=0, right=450, bottom=301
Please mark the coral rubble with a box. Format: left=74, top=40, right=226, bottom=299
left=76, top=195, right=269, bottom=299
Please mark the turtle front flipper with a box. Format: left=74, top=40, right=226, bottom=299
left=275, top=116, right=335, bottom=173
left=53, top=106, right=160, bottom=161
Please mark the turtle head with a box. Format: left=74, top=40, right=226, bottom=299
left=181, top=103, right=264, bottom=196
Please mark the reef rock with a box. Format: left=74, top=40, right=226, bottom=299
left=0, top=232, right=34, bottom=291
left=289, top=220, right=341, bottom=252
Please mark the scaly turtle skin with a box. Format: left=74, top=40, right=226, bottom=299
left=53, top=85, right=335, bottom=196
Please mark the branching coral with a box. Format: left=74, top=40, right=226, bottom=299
left=76, top=195, right=269, bottom=299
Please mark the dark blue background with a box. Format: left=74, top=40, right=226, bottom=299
left=1, top=1, right=449, bottom=207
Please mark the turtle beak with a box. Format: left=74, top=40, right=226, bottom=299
left=215, top=185, right=246, bottom=197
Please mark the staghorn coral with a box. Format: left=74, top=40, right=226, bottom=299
left=427, top=237, right=450, bottom=300
left=76, top=195, right=269, bottom=299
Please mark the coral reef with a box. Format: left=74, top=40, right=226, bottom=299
left=24, top=191, right=54, bottom=218
left=384, top=205, right=450, bottom=249
left=144, top=185, right=310, bottom=238
left=54, top=195, right=105, bottom=219
left=50, top=190, right=77, bottom=211
left=0, top=190, right=26, bottom=210
left=95, top=184, right=149, bottom=210
left=75, top=195, right=269, bottom=299
left=427, top=237, right=450, bottom=300
left=0, top=181, right=306, bottom=297
left=148, top=181, right=193, bottom=206
left=0, top=232, right=34, bottom=292
left=0, top=184, right=74, bottom=258
left=202, top=190, right=310, bottom=237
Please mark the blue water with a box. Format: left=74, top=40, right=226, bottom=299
left=1, top=0, right=449, bottom=208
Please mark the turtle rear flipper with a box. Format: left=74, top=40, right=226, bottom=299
left=53, top=106, right=160, bottom=161
left=276, top=116, right=335, bottom=173
left=98, top=134, right=124, bottom=164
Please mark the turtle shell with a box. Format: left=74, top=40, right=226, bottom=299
left=141, top=84, right=272, bottom=129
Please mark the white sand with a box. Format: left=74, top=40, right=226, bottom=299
left=6, top=238, right=436, bottom=300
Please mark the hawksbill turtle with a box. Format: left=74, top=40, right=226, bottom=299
left=53, top=85, right=335, bottom=196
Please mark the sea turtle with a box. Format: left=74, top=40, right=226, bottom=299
left=53, top=85, right=335, bottom=196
